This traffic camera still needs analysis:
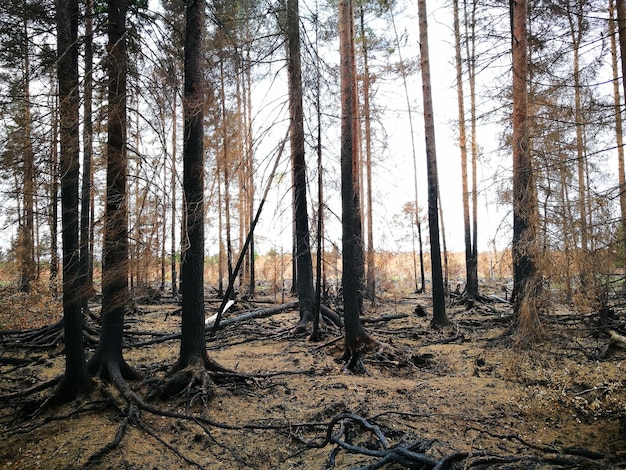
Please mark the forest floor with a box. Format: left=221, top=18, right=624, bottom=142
left=0, top=283, right=626, bottom=469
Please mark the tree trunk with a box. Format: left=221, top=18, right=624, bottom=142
left=511, top=0, right=541, bottom=338
left=48, top=77, right=59, bottom=295
left=87, top=0, right=136, bottom=381
left=171, top=90, right=178, bottom=298
left=455, top=0, right=477, bottom=301
left=417, top=0, right=448, bottom=326
left=287, top=0, right=316, bottom=331
left=217, top=141, right=225, bottom=298
left=177, top=0, right=208, bottom=368
left=617, top=0, right=626, bottom=140
left=219, top=60, right=234, bottom=294
left=351, top=16, right=365, bottom=318
left=567, top=0, right=589, bottom=289
left=79, top=0, right=94, bottom=304
left=311, top=5, right=324, bottom=341
left=55, top=0, right=90, bottom=401
left=612, top=0, right=626, bottom=274
left=19, top=2, right=36, bottom=293
left=245, top=47, right=255, bottom=298
left=359, top=6, right=376, bottom=302
left=339, top=0, right=369, bottom=371
left=467, top=0, right=479, bottom=299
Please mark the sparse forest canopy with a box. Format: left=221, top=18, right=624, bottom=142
left=1, top=0, right=626, bottom=468
left=0, top=0, right=623, bottom=300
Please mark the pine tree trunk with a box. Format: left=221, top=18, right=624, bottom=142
left=454, top=0, right=470, bottom=298
left=511, top=0, right=541, bottom=337
left=339, top=0, right=369, bottom=370
left=87, top=0, right=135, bottom=381
left=171, top=91, right=178, bottom=298
left=417, top=0, right=448, bottom=326
left=19, top=4, right=36, bottom=293
left=359, top=7, right=376, bottom=301
left=466, top=0, right=479, bottom=297
left=287, top=0, right=316, bottom=330
left=178, top=0, right=207, bottom=367
left=79, top=0, right=94, bottom=303
left=49, top=80, right=59, bottom=295
left=567, top=0, right=588, bottom=288
left=219, top=60, right=234, bottom=293
left=610, top=0, right=626, bottom=274
left=55, top=0, right=89, bottom=400
left=244, top=48, right=255, bottom=298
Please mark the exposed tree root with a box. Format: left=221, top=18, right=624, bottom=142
left=86, top=401, right=138, bottom=466
left=157, top=356, right=253, bottom=405
left=342, top=347, right=367, bottom=374
left=296, top=412, right=612, bottom=470
left=159, top=363, right=217, bottom=404
left=0, top=321, right=64, bottom=349
left=342, top=329, right=381, bottom=374
left=0, top=376, right=62, bottom=405
left=450, top=289, right=508, bottom=316
left=0, top=316, right=103, bottom=352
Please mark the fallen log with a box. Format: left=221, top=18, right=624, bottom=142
left=215, top=301, right=299, bottom=328
left=361, top=314, right=408, bottom=324
left=608, top=330, right=626, bottom=348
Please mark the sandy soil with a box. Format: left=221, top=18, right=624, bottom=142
left=1, top=287, right=625, bottom=469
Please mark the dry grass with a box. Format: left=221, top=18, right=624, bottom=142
left=0, top=283, right=625, bottom=469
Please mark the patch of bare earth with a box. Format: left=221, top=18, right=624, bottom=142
left=1, top=288, right=625, bottom=469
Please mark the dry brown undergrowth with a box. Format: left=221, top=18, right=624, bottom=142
left=0, top=285, right=625, bottom=469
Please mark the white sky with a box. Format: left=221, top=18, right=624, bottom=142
left=245, top=0, right=512, bottom=257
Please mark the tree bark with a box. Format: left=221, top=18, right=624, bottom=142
left=286, top=0, right=316, bottom=331
left=511, top=0, right=541, bottom=337
left=311, top=5, right=324, bottom=341
left=19, top=1, right=36, bottom=293
left=80, top=0, right=94, bottom=305
left=454, top=0, right=477, bottom=301
left=417, top=0, right=448, bottom=326
left=617, top=0, right=626, bottom=129
left=359, top=6, right=376, bottom=302
left=567, top=0, right=589, bottom=288
left=340, top=0, right=369, bottom=370
left=613, top=0, right=626, bottom=273
left=55, top=0, right=90, bottom=400
left=48, top=79, right=59, bottom=295
left=171, top=90, right=178, bottom=298
left=177, top=0, right=208, bottom=368
left=87, top=0, right=136, bottom=381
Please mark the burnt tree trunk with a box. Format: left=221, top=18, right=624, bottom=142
left=511, top=0, right=541, bottom=338
left=286, top=0, right=316, bottom=331
left=79, top=0, right=95, bottom=305
left=87, top=0, right=136, bottom=382
left=339, top=0, right=370, bottom=371
left=417, top=0, right=448, bottom=326
left=177, top=0, right=208, bottom=368
left=55, top=0, right=90, bottom=400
